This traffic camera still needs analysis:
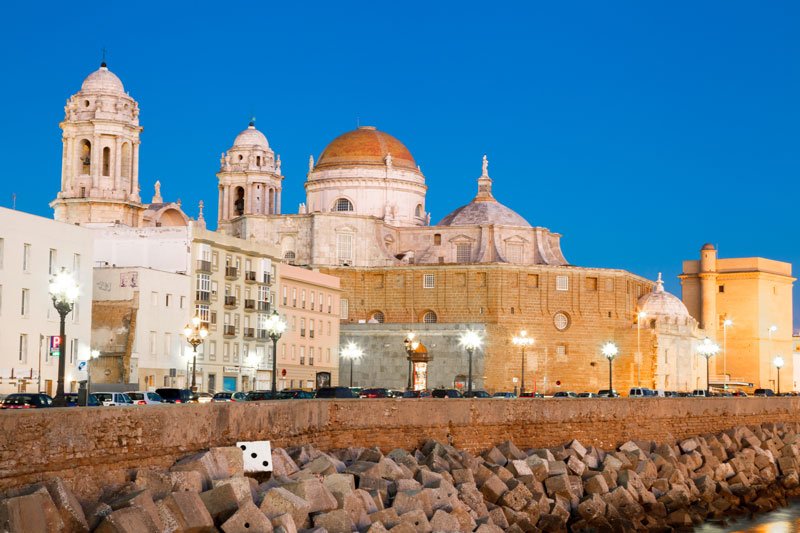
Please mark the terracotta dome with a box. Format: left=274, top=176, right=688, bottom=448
left=81, top=64, right=125, bottom=94
left=233, top=123, right=270, bottom=149
left=702, top=243, right=716, bottom=251
left=316, top=126, right=417, bottom=170
left=638, top=273, right=690, bottom=318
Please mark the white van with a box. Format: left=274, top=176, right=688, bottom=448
left=692, top=389, right=711, bottom=397
left=94, top=392, right=134, bottom=406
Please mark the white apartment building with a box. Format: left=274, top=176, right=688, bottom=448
left=0, top=208, right=94, bottom=396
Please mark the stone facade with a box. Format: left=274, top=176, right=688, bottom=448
left=681, top=244, right=796, bottom=391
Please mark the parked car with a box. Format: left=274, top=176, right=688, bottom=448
left=731, top=390, right=749, bottom=397
left=662, top=391, right=680, bottom=398
left=244, top=390, right=280, bottom=401
left=629, top=388, right=657, bottom=398
left=155, top=388, right=194, bottom=404
left=316, top=387, right=357, bottom=399
left=401, top=390, right=432, bottom=398
left=692, top=389, right=711, bottom=397
left=754, top=388, right=776, bottom=397
left=1, top=393, right=54, bottom=409
left=65, top=392, right=101, bottom=407
left=553, top=391, right=578, bottom=398
left=192, top=392, right=214, bottom=403
left=491, top=391, right=517, bottom=399
left=212, top=391, right=248, bottom=402
left=463, top=390, right=492, bottom=398
left=578, top=392, right=599, bottom=398
left=518, top=392, right=544, bottom=398
left=359, top=388, right=394, bottom=399
left=126, top=391, right=163, bottom=405
left=597, top=389, right=620, bottom=398
left=432, top=389, right=464, bottom=398
left=349, top=387, right=363, bottom=396
left=277, top=389, right=315, bottom=399
left=94, top=392, right=134, bottom=406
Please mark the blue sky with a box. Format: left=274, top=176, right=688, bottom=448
left=1, top=1, right=798, bottom=328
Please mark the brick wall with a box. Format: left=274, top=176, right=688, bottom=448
left=2, top=398, right=800, bottom=501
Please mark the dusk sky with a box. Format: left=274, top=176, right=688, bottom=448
left=1, top=1, right=798, bottom=328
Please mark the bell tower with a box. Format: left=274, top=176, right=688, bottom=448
left=51, top=62, right=145, bottom=226
left=217, top=121, right=283, bottom=232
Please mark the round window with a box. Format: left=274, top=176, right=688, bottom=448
left=553, top=312, right=570, bottom=331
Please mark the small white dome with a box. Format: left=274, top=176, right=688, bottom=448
left=80, top=64, right=125, bottom=94
left=638, top=273, right=690, bottom=318
left=233, top=123, right=269, bottom=149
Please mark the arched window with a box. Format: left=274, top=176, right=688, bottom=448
left=283, top=251, right=296, bottom=265
left=79, top=140, right=91, bottom=174
left=433, top=234, right=442, bottom=246
left=234, top=186, right=245, bottom=216
left=371, top=311, right=385, bottom=323
left=256, top=156, right=262, bottom=166
left=121, top=143, right=131, bottom=179
left=422, top=311, right=437, bottom=324
left=415, top=204, right=423, bottom=217
left=334, top=198, right=353, bottom=212
left=102, top=147, right=111, bottom=177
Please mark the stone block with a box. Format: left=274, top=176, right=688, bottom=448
left=567, top=455, right=586, bottom=477
left=450, top=506, right=477, bottom=532
left=200, top=483, right=241, bottom=525
left=272, top=448, right=300, bottom=477
left=479, top=474, right=507, bottom=503
left=135, top=469, right=174, bottom=500
left=323, top=473, right=357, bottom=507
left=524, top=456, right=549, bottom=482
left=392, top=490, right=432, bottom=517
left=369, top=508, right=401, bottom=529
left=396, top=479, right=423, bottom=492
left=507, top=460, right=533, bottom=482
left=305, top=454, right=346, bottom=476
left=164, top=491, right=215, bottom=532
left=314, top=509, right=354, bottom=533
left=171, top=450, right=229, bottom=490
left=107, top=489, right=164, bottom=532
left=475, top=524, right=504, bottom=533
left=343, top=491, right=372, bottom=530
left=497, top=441, right=527, bottom=461
left=0, top=488, right=65, bottom=533
left=548, top=460, right=568, bottom=477
left=82, top=501, right=113, bottom=531
left=498, top=482, right=532, bottom=512
left=282, top=478, right=337, bottom=514
left=568, top=439, right=588, bottom=458
left=544, top=473, right=571, bottom=496
left=398, top=509, right=432, bottom=533
left=95, top=507, right=160, bottom=533
left=259, top=487, right=310, bottom=528
left=221, top=501, right=274, bottom=533
left=584, top=473, right=609, bottom=495
left=169, top=470, right=205, bottom=493
left=482, top=447, right=508, bottom=466
left=270, top=512, right=298, bottom=533
left=43, top=477, right=89, bottom=532
left=214, top=476, right=256, bottom=504
left=212, top=446, right=245, bottom=477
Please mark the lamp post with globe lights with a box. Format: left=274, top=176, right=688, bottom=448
left=601, top=342, right=619, bottom=397
left=183, top=316, right=208, bottom=392
left=49, top=268, right=80, bottom=407
left=459, top=330, right=482, bottom=394
left=774, top=356, right=785, bottom=395
left=265, top=311, right=287, bottom=393
left=340, top=342, right=363, bottom=388
left=512, top=330, right=534, bottom=395
left=697, top=337, right=720, bottom=395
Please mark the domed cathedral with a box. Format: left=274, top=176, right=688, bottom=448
left=51, top=62, right=188, bottom=228
left=216, top=120, right=283, bottom=234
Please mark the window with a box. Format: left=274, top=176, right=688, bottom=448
left=506, top=244, right=523, bottom=264
left=164, top=333, right=172, bottom=356
left=456, top=244, right=471, bottom=263
left=337, top=233, right=354, bottom=264
left=18, top=334, right=27, bottom=362
left=371, top=311, right=385, bottom=323
left=23, top=244, right=31, bottom=272
left=292, top=288, right=297, bottom=307
left=415, top=204, right=423, bottom=218
left=180, top=296, right=186, bottom=309
left=341, top=299, right=349, bottom=320
left=195, top=304, right=210, bottom=324
left=151, top=291, right=158, bottom=306
left=283, top=251, right=296, bottom=264
left=79, top=140, right=91, bottom=174
left=423, top=274, right=435, bottom=289
left=553, top=312, right=570, bottom=331
left=556, top=275, right=569, bottom=291
left=300, top=346, right=306, bottom=365
left=149, top=332, right=157, bottom=355
left=49, top=249, right=57, bottom=275
left=102, top=147, right=111, bottom=176
left=70, top=338, right=78, bottom=365
left=327, top=348, right=331, bottom=363
left=586, top=277, right=598, bottom=291
left=300, top=318, right=306, bottom=337
left=310, top=291, right=315, bottom=311
left=433, top=234, right=442, bottom=246
left=328, top=295, right=332, bottom=313
left=309, top=319, right=314, bottom=338
left=20, top=289, right=29, bottom=317
left=719, top=285, right=725, bottom=293
left=301, top=290, right=306, bottom=308
left=423, top=311, right=437, bottom=323
left=165, top=294, right=172, bottom=307
left=556, top=344, right=567, bottom=361
left=334, top=198, right=354, bottom=212
left=282, top=286, right=287, bottom=305
left=527, top=274, right=539, bottom=288
left=73, top=253, right=80, bottom=274
left=209, top=341, right=217, bottom=360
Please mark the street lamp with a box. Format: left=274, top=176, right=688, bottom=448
left=697, top=337, right=720, bottom=395
left=774, top=356, right=785, bottom=395
left=49, top=268, right=79, bottom=407
left=403, top=332, right=419, bottom=390
left=722, top=319, right=733, bottom=387
left=636, top=311, right=647, bottom=387
left=601, top=342, right=619, bottom=398
left=265, top=311, right=287, bottom=393
left=512, top=330, right=534, bottom=395
left=183, top=315, right=208, bottom=392
left=459, top=330, right=482, bottom=393
left=340, top=342, right=363, bottom=388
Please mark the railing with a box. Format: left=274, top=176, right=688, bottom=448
left=262, top=274, right=271, bottom=285
left=244, top=299, right=256, bottom=311
left=223, top=325, right=236, bottom=336
left=245, top=271, right=257, bottom=282
left=225, top=267, right=239, bottom=280
left=300, top=357, right=305, bottom=365
left=224, top=296, right=237, bottom=307
left=196, top=260, right=211, bottom=273
left=258, top=301, right=270, bottom=312
left=300, top=329, right=306, bottom=337
left=196, top=291, right=210, bottom=303
left=309, top=357, right=314, bottom=366
left=257, top=330, right=268, bottom=340
left=243, top=328, right=255, bottom=339
left=309, top=330, right=315, bottom=339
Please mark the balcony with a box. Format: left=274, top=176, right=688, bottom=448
left=256, top=329, right=268, bottom=340
left=196, top=260, right=212, bottom=273
left=245, top=271, right=257, bottom=283
left=300, top=329, right=306, bottom=338
left=225, top=267, right=239, bottom=280
left=243, top=327, right=255, bottom=339
left=309, top=357, right=314, bottom=366
left=196, top=291, right=210, bottom=303
left=257, top=301, right=270, bottom=312
left=223, top=325, right=236, bottom=337
left=300, top=357, right=305, bottom=366
left=309, top=330, right=315, bottom=339
left=244, top=299, right=256, bottom=311
left=224, top=296, right=238, bottom=308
